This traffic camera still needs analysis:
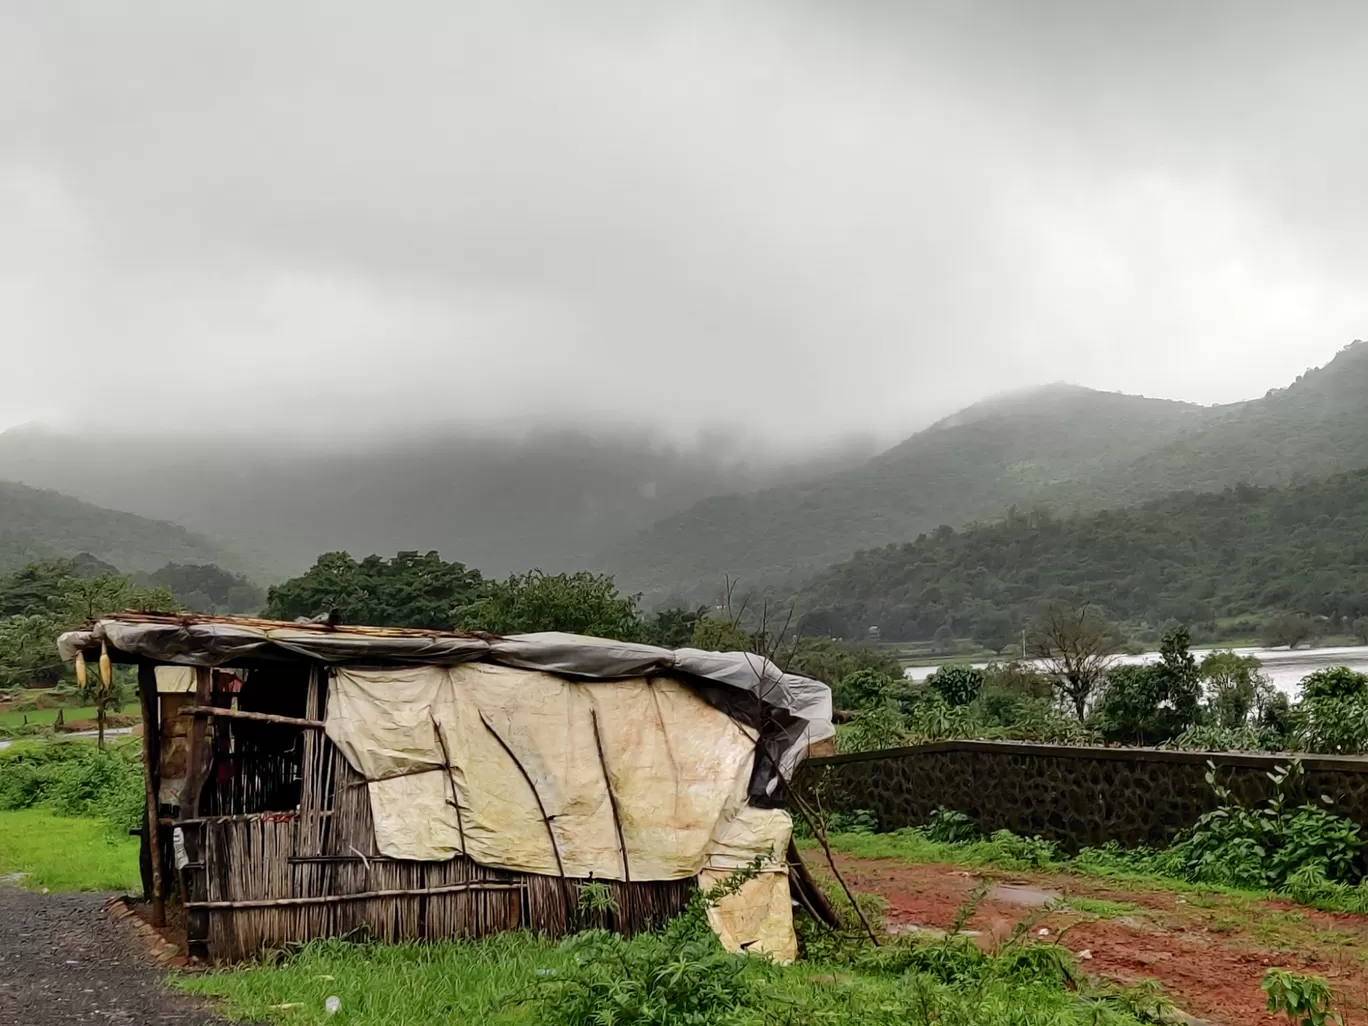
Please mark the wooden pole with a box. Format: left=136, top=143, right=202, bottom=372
left=590, top=709, right=631, bottom=883
left=177, top=706, right=325, bottom=729
left=185, top=880, right=525, bottom=911
left=136, top=662, right=166, bottom=927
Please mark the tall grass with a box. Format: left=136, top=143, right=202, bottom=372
left=0, top=738, right=145, bottom=891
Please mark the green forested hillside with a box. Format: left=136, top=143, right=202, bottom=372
left=0, top=480, right=240, bottom=574
left=794, top=469, right=1368, bottom=642
left=613, top=340, right=1368, bottom=598
left=612, top=385, right=1208, bottom=596
left=1068, top=340, right=1368, bottom=509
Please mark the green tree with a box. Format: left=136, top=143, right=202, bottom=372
left=972, top=611, right=1017, bottom=656
left=832, top=668, right=895, bottom=711
left=1262, top=613, right=1315, bottom=650
left=1299, top=666, right=1368, bottom=702
left=641, top=606, right=709, bottom=648
left=1200, top=650, right=1273, bottom=729
left=1354, top=616, right=1368, bottom=646
left=265, top=551, right=483, bottom=630
left=1093, top=627, right=1200, bottom=744
left=782, top=638, right=905, bottom=687
left=688, top=616, right=754, bottom=653
left=453, top=570, right=645, bottom=640
left=141, top=562, right=264, bottom=614
left=925, top=664, right=985, bottom=707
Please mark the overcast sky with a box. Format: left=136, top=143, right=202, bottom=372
left=2, top=1, right=1365, bottom=449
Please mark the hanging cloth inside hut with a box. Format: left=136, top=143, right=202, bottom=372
left=324, top=663, right=796, bottom=960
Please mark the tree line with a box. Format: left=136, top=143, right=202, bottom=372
left=794, top=469, right=1368, bottom=646
left=833, top=599, right=1368, bottom=757
left=0, top=550, right=904, bottom=696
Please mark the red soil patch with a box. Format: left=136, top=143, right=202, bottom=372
left=825, top=856, right=1368, bottom=1025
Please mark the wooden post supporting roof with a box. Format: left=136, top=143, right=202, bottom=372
left=136, top=662, right=166, bottom=927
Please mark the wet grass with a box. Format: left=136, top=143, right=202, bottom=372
left=0, top=704, right=102, bottom=728
left=0, top=808, right=141, bottom=892
left=176, top=931, right=1165, bottom=1026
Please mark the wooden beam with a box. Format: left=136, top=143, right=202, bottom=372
left=159, top=811, right=331, bottom=828
left=136, top=662, right=166, bottom=928
left=178, top=706, right=325, bottom=730
left=186, top=881, right=525, bottom=910
left=181, top=668, right=213, bottom=818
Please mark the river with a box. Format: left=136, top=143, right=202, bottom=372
left=904, top=644, right=1368, bottom=698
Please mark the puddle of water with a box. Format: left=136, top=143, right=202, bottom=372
left=988, top=883, right=1060, bottom=907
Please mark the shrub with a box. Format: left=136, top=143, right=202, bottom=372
left=1167, top=761, right=1364, bottom=890
left=1299, top=667, right=1368, bottom=702
left=833, top=668, right=896, bottom=711
left=1170, top=723, right=1282, bottom=752
left=539, top=859, right=772, bottom=1026
left=835, top=704, right=908, bottom=753
left=1262, top=967, right=1340, bottom=1026
left=0, top=739, right=144, bottom=833
left=925, top=664, right=985, bottom=708
left=925, top=807, right=978, bottom=844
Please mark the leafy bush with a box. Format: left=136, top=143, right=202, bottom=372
left=1166, top=761, right=1363, bottom=890
left=1170, top=723, right=1283, bottom=752
left=0, top=740, right=144, bottom=833
left=539, top=860, right=772, bottom=1026
left=981, top=830, right=1061, bottom=869
left=1262, top=967, right=1340, bottom=1026
left=925, top=664, right=985, bottom=708
left=925, top=807, right=978, bottom=844
left=1299, top=667, right=1368, bottom=702
left=1293, top=691, right=1368, bottom=755
left=835, top=704, right=909, bottom=753
left=833, top=669, right=896, bottom=711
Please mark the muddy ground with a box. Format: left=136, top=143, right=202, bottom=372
left=822, top=855, right=1368, bottom=1024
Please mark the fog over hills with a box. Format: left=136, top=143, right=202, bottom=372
left=606, top=341, right=1368, bottom=599
left=2, top=342, right=1364, bottom=598
left=0, top=428, right=876, bottom=583
left=0, top=479, right=235, bottom=574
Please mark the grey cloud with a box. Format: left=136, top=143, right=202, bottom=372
left=1, top=1, right=1365, bottom=446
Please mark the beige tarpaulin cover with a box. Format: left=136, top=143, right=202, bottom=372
left=325, top=663, right=796, bottom=960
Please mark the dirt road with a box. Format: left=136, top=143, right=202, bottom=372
left=0, top=883, right=229, bottom=1026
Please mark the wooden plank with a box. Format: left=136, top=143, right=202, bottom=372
left=181, top=667, right=213, bottom=817
left=136, top=662, right=166, bottom=927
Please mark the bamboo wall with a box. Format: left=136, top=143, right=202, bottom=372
left=169, top=667, right=695, bottom=961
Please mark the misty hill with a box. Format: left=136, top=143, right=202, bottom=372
left=1065, top=339, right=1368, bottom=509
left=605, top=385, right=1210, bottom=595
left=794, top=468, right=1368, bottom=642
left=609, top=341, right=1368, bottom=597
left=0, top=429, right=872, bottom=583
left=0, top=480, right=239, bottom=574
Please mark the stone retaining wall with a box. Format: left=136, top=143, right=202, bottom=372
left=798, top=741, right=1368, bottom=850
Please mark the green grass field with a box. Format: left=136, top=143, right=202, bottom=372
left=176, top=931, right=1159, bottom=1026
left=0, top=808, right=141, bottom=892
left=0, top=704, right=102, bottom=728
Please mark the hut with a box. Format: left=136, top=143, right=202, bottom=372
left=58, top=613, right=834, bottom=962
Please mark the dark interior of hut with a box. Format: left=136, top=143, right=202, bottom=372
left=195, top=663, right=315, bottom=818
